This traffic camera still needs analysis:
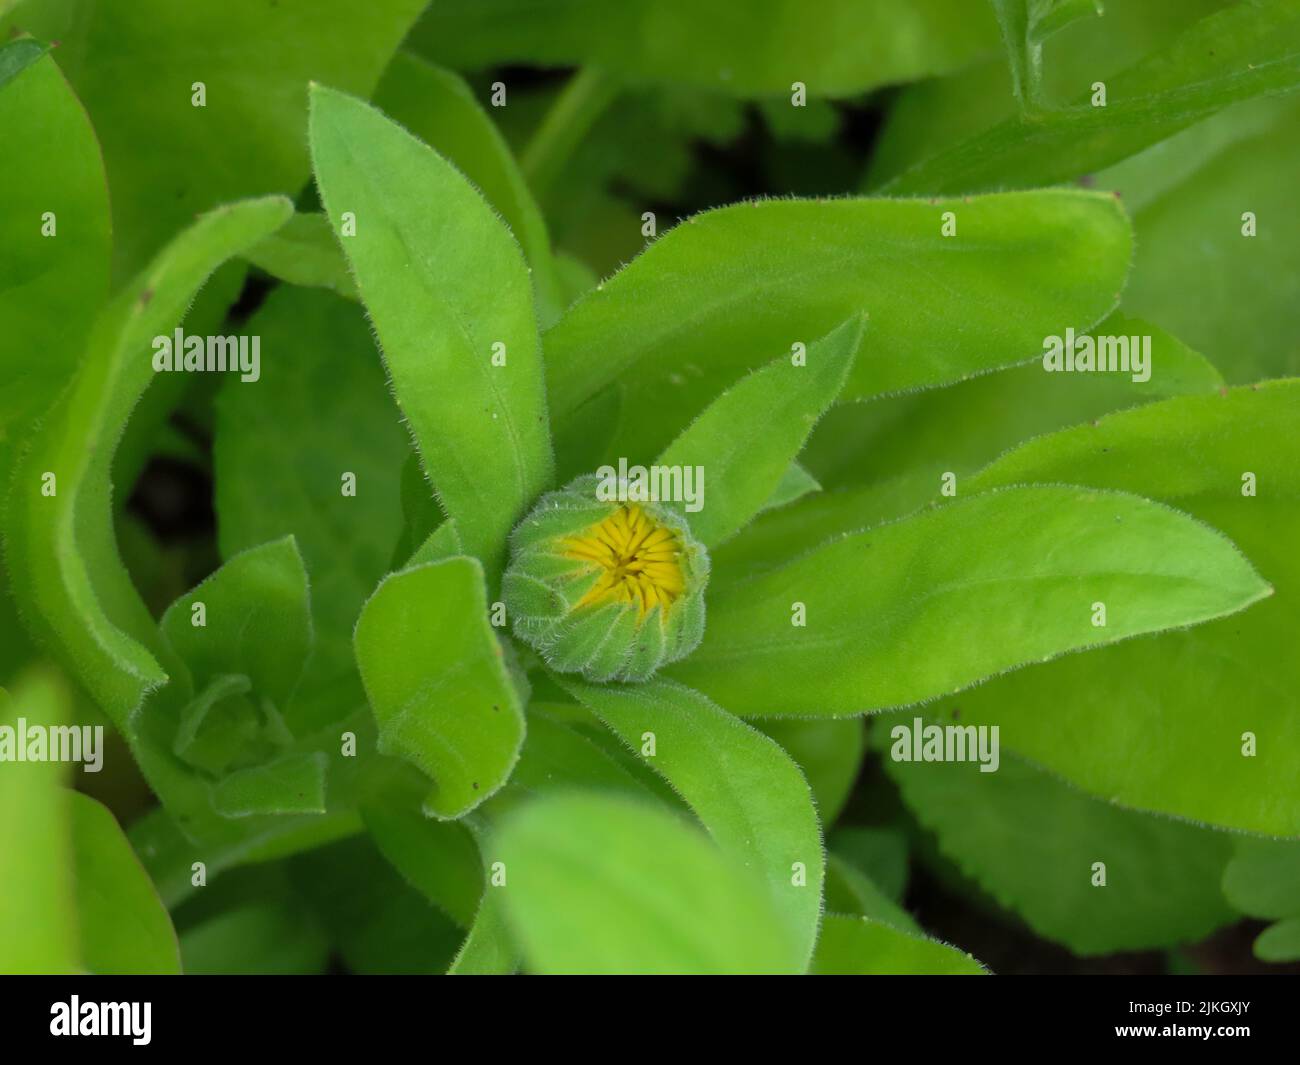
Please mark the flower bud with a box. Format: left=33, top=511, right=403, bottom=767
left=503, top=474, right=709, bottom=682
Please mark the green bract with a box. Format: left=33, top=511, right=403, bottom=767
left=503, top=475, right=710, bottom=682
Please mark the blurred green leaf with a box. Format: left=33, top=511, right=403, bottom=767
left=1100, top=96, right=1300, bottom=383
left=494, top=792, right=803, bottom=974
left=812, top=914, right=987, bottom=975
left=353, top=557, right=526, bottom=819
left=2, top=0, right=425, bottom=277
left=882, top=0, right=1300, bottom=195
left=211, top=753, right=328, bottom=819
left=242, top=213, right=358, bottom=300
left=310, top=85, right=554, bottom=581
left=756, top=718, right=865, bottom=828
left=675, top=485, right=1268, bottom=717
left=214, top=286, right=409, bottom=736
left=545, top=190, right=1131, bottom=466
left=562, top=677, right=824, bottom=967
left=410, top=0, right=1000, bottom=98
left=0, top=51, right=109, bottom=477
left=885, top=732, right=1236, bottom=954
left=1223, top=837, right=1300, bottom=963
left=0, top=673, right=77, bottom=973
left=69, top=791, right=181, bottom=974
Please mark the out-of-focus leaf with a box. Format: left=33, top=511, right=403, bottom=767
left=242, top=213, right=358, bottom=300
left=180, top=901, right=330, bottom=975
left=410, top=0, right=1000, bottom=98
left=494, top=792, right=803, bottom=974
left=0, top=51, right=109, bottom=477
left=562, top=677, right=824, bottom=967
left=823, top=855, right=917, bottom=934
left=1223, top=838, right=1300, bottom=963
left=812, top=914, right=987, bottom=975
left=673, top=485, right=1269, bottom=717
left=215, top=286, right=408, bottom=735
left=831, top=826, right=910, bottom=902
left=989, top=0, right=1103, bottom=108
left=1, top=0, right=425, bottom=277
left=760, top=463, right=822, bottom=515
left=289, top=835, right=463, bottom=974
left=310, top=85, right=554, bottom=581
left=210, top=753, right=328, bottom=819
left=881, top=0, right=1300, bottom=195
left=884, top=734, right=1236, bottom=954
left=656, top=317, right=861, bottom=546
left=756, top=718, right=865, bottom=828
left=1099, top=96, right=1300, bottom=383
left=362, top=807, right=484, bottom=928
left=353, top=557, right=526, bottom=819
left=958, top=382, right=1299, bottom=835
left=69, top=792, right=181, bottom=974
left=0, top=673, right=77, bottom=973
left=545, top=190, right=1131, bottom=465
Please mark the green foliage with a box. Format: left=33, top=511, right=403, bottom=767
left=493, top=792, right=803, bottom=974
left=310, top=85, right=554, bottom=582
left=3, top=0, right=1295, bottom=978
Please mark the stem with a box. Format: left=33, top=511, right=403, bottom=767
left=521, top=66, right=620, bottom=202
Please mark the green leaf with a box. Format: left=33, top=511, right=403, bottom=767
left=210, top=753, right=329, bottom=818
left=310, top=84, right=554, bottom=581
left=656, top=316, right=862, bottom=546
left=353, top=557, right=526, bottom=818
left=545, top=190, right=1131, bottom=465
left=180, top=900, right=329, bottom=975
left=214, top=286, right=409, bottom=734
left=1223, top=837, right=1300, bottom=962
left=159, top=536, right=312, bottom=713
left=289, top=835, right=463, bottom=974
left=242, top=213, right=358, bottom=300
left=823, top=855, right=918, bottom=934
left=0, top=673, right=77, bottom=973
left=1255, top=918, right=1300, bottom=963
left=2, top=0, right=426, bottom=277
left=69, top=791, right=181, bottom=974
left=812, top=914, right=987, bottom=975
left=715, top=312, right=1225, bottom=579
left=989, top=0, right=1103, bottom=108
left=672, top=485, right=1269, bottom=717
left=1099, top=95, right=1300, bottom=383
left=756, top=718, right=865, bottom=828
left=0, top=51, right=109, bottom=475
left=886, top=732, right=1237, bottom=954
left=881, top=0, right=1300, bottom=195
left=3, top=196, right=292, bottom=731
left=561, top=677, right=823, bottom=968
left=373, top=52, right=559, bottom=317
left=956, top=382, right=1299, bottom=834
left=362, top=807, right=484, bottom=927
left=0, top=35, right=46, bottom=90
left=1223, top=838, right=1300, bottom=920
left=410, top=0, right=1000, bottom=98
left=494, top=792, right=803, bottom=974
left=760, top=462, right=822, bottom=514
